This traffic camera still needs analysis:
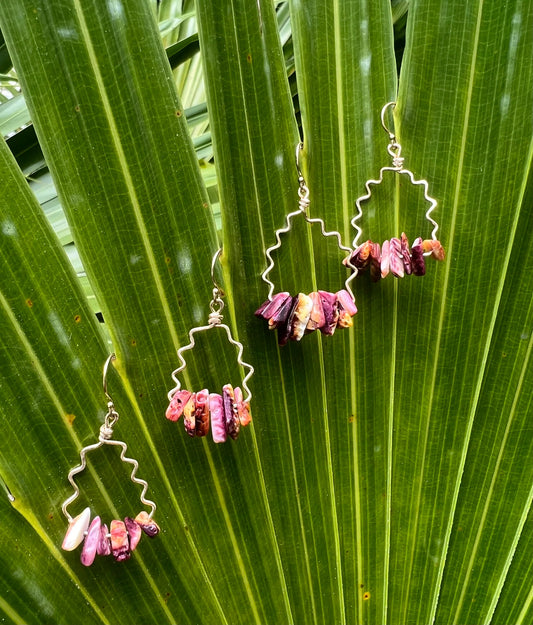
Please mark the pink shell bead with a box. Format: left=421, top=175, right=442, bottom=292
left=422, top=239, right=446, bottom=260
left=336, top=289, right=357, bottom=316
left=209, top=393, right=226, bottom=443
left=183, top=393, right=197, bottom=437
left=389, top=237, right=405, bottom=278
left=135, top=511, right=160, bottom=537
left=195, top=389, right=210, bottom=437
left=166, top=390, right=192, bottom=421
left=289, top=293, right=313, bottom=341
left=336, top=290, right=357, bottom=329
left=124, top=517, right=142, bottom=551
left=400, top=233, right=412, bottom=274
left=80, top=516, right=101, bottom=566
left=344, top=240, right=371, bottom=270
left=306, top=291, right=325, bottom=333
left=381, top=239, right=391, bottom=278
left=223, top=384, right=240, bottom=440
left=255, top=292, right=290, bottom=320
left=277, top=296, right=298, bottom=346
left=318, top=291, right=339, bottom=335
left=110, top=519, right=130, bottom=562
left=97, top=523, right=112, bottom=556
left=267, top=295, right=295, bottom=332
left=62, top=507, right=90, bottom=551
left=234, top=387, right=252, bottom=427
left=411, top=237, right=426, bottom=275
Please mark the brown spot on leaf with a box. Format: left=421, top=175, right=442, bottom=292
left=175, top=109, right=182, bottom=117
left=349, top=415, right=355, bottom=423
left=75, top=104, right=80, bottom=112
left=131, top=339, right=137, bottom=346
left=363, top=592, right=370, bottom=600
left=165, top=256, right=171, bottom=264
left=26, top=299, right=33, bottom=307
left=74, top=314, right=81, bottom=323
left=66, top=413, right=76, bottom=425
left=246, top=53, right=252, bottom=63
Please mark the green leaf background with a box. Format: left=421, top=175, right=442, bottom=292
left=0, top=1, right=531, bottom=624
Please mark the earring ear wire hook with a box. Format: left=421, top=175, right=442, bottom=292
left=295, top=142, right=304, bottom=181
left=211, top=247, right=225, bottom=297
left=380, top=101, right=397, bottom=139
left=102, top=353, right=116, bottom=403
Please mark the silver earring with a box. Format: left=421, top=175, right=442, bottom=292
left=61, top=354, right=159, bottom=566
left=256, top=142, right=358, bottom=345
left=166, top=248, right=254, bottom=443
left=345, top=102, right=445, bottom=281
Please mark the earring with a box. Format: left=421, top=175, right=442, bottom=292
left=61, top=354, right=159, bottom=566
left=344, top=102, right=445, bottom=280
left=255, top=143, right=358, bottom=346
left=166, top=248, right=254, bottom=442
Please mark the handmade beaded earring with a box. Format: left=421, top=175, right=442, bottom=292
left=344, top=102, right=445, bottom=280
left=61, top=354, right=159, bottom=566
left=166, top=248, right=254, bottom=442
left=255, top=143, right=358, bottom=345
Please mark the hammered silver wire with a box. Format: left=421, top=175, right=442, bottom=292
left=261, top=143, right=358, bottom=301
left=61, top=354, right=156, bottom=523
left=351, top=103, right=440, bottom=251
left=167, top=249, right=254, bottom=405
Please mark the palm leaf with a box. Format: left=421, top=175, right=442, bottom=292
left=0, top=0, right=532, bottom=624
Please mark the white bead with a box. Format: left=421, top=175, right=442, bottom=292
left=62, top=507, right=91, bottom=551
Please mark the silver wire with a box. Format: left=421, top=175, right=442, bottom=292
left=352, top=103, right=440, bottom=250
left=210, top=247, right=225, bottom=297
left=168, top=248, right=254, bottom=405
left=167, top=322, right=254, bottom=405
left=380, top=101, right=397, bottom=138
left=102, top=353, right=116, bottom=403
left=61, top=436, right=156, bottom=523
left=61, top=355, right=156, bottom=522
left=261, top=143, right=358, bottom=301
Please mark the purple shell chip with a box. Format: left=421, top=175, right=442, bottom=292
left=411, top=237, right=426, bottom=276
left=318, top=291, right=339, bottom=335
left=277, top=296, right=298, bottom=345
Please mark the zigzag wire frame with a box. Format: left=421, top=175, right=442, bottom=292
left=351, top=166, right=439, bottom=250
left=61, top=438, right=156, bottom=523
left=261, top=209, right=358, bottom=301
left=167, top=323, right=254, bottom=405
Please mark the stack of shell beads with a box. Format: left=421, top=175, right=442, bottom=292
left=343, top=233, right=445, bottom=281
left=166, top=384, right=251, bottom=443
left=255, top=289, right=357, bottom=346
left=61, top=508, right=160, bottom=566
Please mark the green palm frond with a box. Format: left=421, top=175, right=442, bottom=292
left=0, top=1, right=531, bottom=624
